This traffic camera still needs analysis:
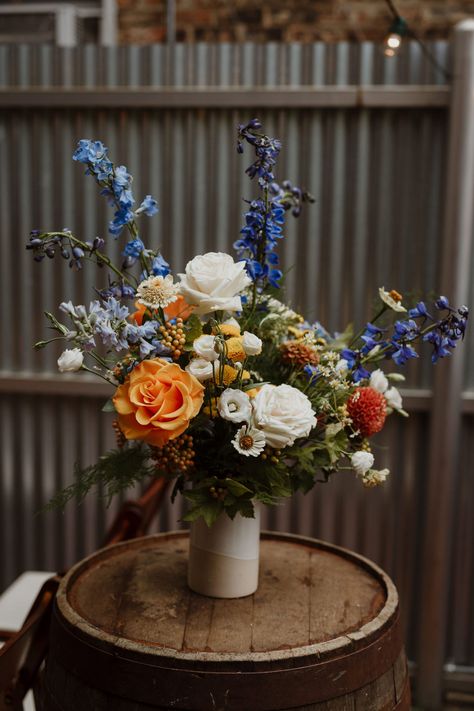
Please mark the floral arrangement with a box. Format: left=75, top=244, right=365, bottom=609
left=27, top=119, right=468, bottom=525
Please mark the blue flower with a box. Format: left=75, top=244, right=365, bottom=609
left=409, top=301, right=431, bottom=319
left=137, top=195, right=159, bottom=217
left=391, top=342, right=419, bottom=366
left=435, top=296, right=450, bottom=310
left=73, top=140, right=108, bottom=164
left=123, top=238, right=145, bottom=258
left=152, top=254, right=170, bottom=276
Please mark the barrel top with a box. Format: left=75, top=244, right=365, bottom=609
left=57, top=531, right=398, bottom=663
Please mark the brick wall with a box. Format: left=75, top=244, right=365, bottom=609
left=118, top=0, right=474, bottom=44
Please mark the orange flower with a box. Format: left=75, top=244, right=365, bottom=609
left=113, top=359, right=204, bottom=447
left=131, top=296, right=193, bottom=326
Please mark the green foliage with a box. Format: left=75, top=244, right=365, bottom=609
left=44, top=444, right=157, bottom=511
left=183, top=314, right=203, bottom=350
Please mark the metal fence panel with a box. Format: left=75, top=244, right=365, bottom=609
left=1, top=41, right=473, bottom=696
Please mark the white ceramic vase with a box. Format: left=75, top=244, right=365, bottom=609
left=187, top=504, right=261, bottom=598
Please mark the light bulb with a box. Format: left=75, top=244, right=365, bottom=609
left=383, top=17, right=407, bottom=58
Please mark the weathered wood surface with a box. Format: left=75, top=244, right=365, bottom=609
left=41, top=532, right=410, bottom=711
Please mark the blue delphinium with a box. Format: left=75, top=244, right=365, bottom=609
left=73, top=140, right=159, bottom=239
left=235, top=119, right=314, bottom=299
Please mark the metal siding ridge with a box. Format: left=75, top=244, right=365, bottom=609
left=0, top=86, right=451, bottom=108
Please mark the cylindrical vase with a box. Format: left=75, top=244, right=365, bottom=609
left=187, top=505, right=260, bottom=598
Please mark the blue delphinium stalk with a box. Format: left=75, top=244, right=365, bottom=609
left=72, top=140, right=159, bottom=242
left=235, top=119, right=314, bottom=307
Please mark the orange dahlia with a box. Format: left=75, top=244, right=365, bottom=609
left=347, top=387, right=387, bottom=438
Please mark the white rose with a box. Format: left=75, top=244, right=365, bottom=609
left=178, top=252, right=251, bottom=315
left=193, top=334, right=219, bottom=361
left=223, top=317, right=240, bottom=329
left=369, top=369, right=388, bottom=393
left=186, top=358, right=214, bottom=382
left=218, top=389, right=252, bottom=423
left=242, top=331, right=262, bottom=356
left=252, top=383, right=317, bottom=449
left=57, top=348, right=84, bottom=373
left=351, top=451, right=375, bottom=476
left=385, top=386, right=403, bottom=411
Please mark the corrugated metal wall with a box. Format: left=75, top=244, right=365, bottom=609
left=1, top=40, right=473, bottom=695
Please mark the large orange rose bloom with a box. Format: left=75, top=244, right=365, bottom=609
left=113, top=359, right=204, bottom=447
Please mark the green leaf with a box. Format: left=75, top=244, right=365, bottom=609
left=101, top=398, right=116, bottom=413
left=224, top=478, right=253, bottom=497
left=184, top=314, right=203, bottom=349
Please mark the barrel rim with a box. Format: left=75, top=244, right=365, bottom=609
left=56, top=530, right=398, bottom=664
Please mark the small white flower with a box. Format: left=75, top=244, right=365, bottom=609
left=385, top=386, right=403, bottom=411
left=218, top=388, right=252, bottom=423
left=335, top=358, right=349, bottom=375
left=387, top=372, right=406, bottom=382
left=232, top=425, right=266, bottom=457
left=185, top=358, right=214, bottom=382
left=137, top=274, right=179, bottom=309
left=242, top=331, right=262, bottom=356
left=351, top=451, right=375, bottom=476
left=361, top=468, right=390, bottom=488
left=57, top=348, right=84, bottom=373
left=379, top=287, right=407, bottom=312
left=193, top=334, right=219, bottom=361
left=369, top=369, right=389, bottom=393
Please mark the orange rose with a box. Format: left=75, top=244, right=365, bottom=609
left=113, top=358, right=204, bottom=447
left=131, top=296, right=194, bottom=326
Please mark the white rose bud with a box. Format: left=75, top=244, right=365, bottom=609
left=387, top=372, right=406, bottom=382
left=242, top=331, right=262, bottom=356
left=57, top=348, right=84, bottom=373
left=218, top=388, right=252, bottom=423
left=351, top=451, right=375, bottom=476
left=185, top=358, right=214, bottom=382
left=385, top=386, right=403, bottom=411
left=193, top=334, right=219, bottom=362
left=178, top=252, right=251, bottom=315
left=252, top=383, right=317, bottom=449
left=369, top=369, right=388, bottom=393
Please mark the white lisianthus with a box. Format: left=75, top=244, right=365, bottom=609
left=57, top=348, right=84, bottom=373
left=385, top=386, right=403, bottom=411
left=178, top=252, right=251, bottom=315
left=252, top=383, right=317, bottom=449
left=193, top=334, right=219, bottom=361
left=218, top=388, right=252, bottom=423
left=185, top=358, right=214, bottom=382
left=378, top=287, right=407, bottom=312
left=242, top=331, right=262, bottom=356
left=361, top=468, right=390, bottom=488
left=351, top=451, right=375, bottom=476
left=232, top=425, right=266, bottom=457
left=369, top=369, right=389, bottom=393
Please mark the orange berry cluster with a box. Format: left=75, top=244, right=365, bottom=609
left=158, top=318, right=186, bottom=361
left=112, top=419, right=127, bottom=449
left=151, top=434, right=195, bottom=474
left=209, top=485, right=227, bottom=500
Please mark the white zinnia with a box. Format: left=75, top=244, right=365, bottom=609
left=369, top=369, right=389, bottom=394
left=137, top=274, right=179, bottom=309
left=185, top=358, right=214, bottom=382
left=178, top=252, right=251, bottom=315
left=351, top=451, right=375, bottom=477
left=379, top=287, right=407, bottom=312
left=57, top=348, right=84, bottom=373
left=232, top=425, right=266, bottom=457
left=193, top=334, right=219, bottom=361
left=242, top=331, right=262, bottom=356
left=252, top=383, right=317, bottom=449
left=218, top=389, right=252, bottom=423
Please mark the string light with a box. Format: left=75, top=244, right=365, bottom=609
left=382, top=0, right=451, bottom=79
left=384, top=16, right=408, bottom=57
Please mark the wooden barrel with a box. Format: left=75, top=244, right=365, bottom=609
left=41, top=532, right=410, bottom=710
